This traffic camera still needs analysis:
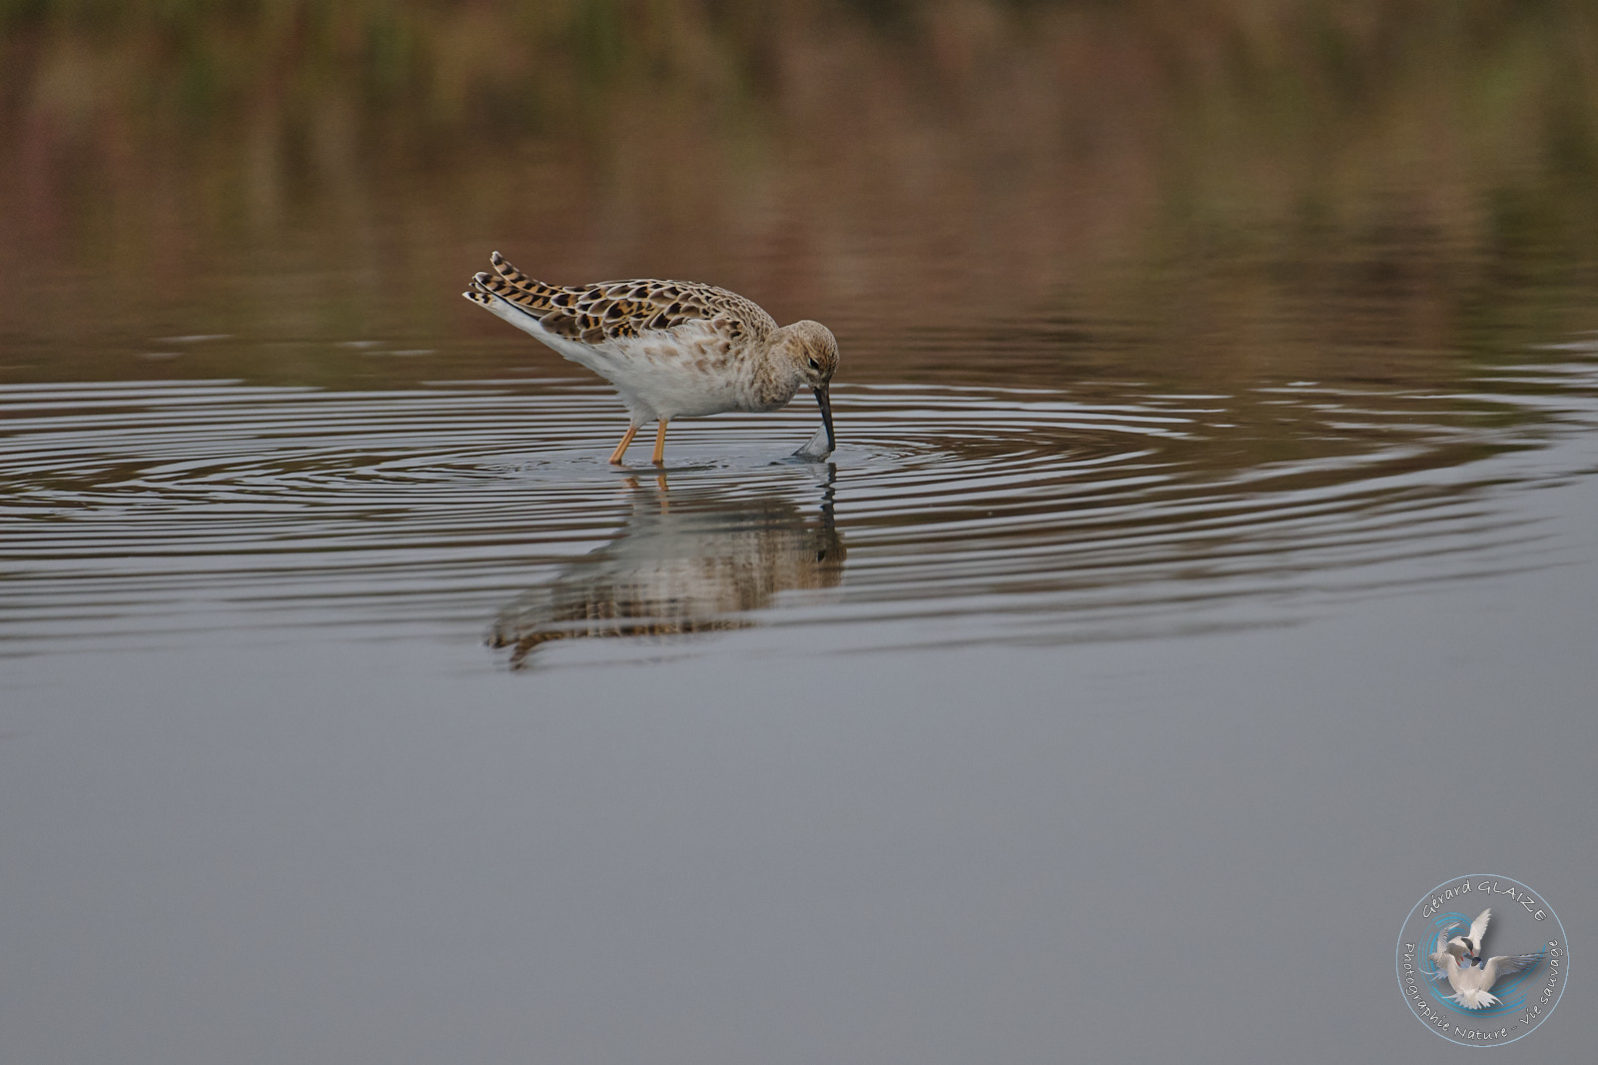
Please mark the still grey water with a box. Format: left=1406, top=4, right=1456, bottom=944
left=5, top=332, right=1596, bottom=1063
left=6, top=4, right=1598, bottom=1060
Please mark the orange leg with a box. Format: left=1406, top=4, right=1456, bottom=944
left=651, top=419, right=670, bottom=465
left=607, top=423, right=639, bottom=465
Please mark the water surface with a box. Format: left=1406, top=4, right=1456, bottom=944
left=5, top=355, right=1595, bottom=663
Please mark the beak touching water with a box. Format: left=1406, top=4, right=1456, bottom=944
left=813, top=385, right=835, bottom=454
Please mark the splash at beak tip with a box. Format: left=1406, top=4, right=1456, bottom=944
left=791, top=386, right=835, bottom=461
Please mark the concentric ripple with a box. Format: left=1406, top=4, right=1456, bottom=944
left=2, top=361, right=1596, bottom=665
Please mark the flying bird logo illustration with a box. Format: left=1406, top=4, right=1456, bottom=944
left=1428, top=908, right=1544, bottom=1009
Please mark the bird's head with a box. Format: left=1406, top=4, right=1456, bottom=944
left=782, top=319, right=838, bottom=389
left=779, top=320, right=839, bottom=452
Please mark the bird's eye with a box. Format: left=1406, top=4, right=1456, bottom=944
left=807, top=358, right=820, bottom=371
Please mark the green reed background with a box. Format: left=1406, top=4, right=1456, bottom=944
left=3, top=1, right=1596, bottom=385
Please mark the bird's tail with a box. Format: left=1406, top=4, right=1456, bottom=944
left=463, top=250, right=551, bottom=313
left=463, top=252, right=611, bottom=346
left=475, top=251, right=563, bottom=308
left=1449, top=989, right=1500, bottom=1010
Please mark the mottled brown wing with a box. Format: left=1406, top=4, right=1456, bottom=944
left=480, top=252, right=777, bottom=344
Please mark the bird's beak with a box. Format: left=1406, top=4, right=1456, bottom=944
left=813, top=385, right=835, bottom=454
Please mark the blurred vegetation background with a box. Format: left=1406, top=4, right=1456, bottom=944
left=3, top=0, right=1597, bottom=384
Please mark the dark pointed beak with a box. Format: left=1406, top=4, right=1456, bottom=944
left=813, top=385, right=835, bottom=453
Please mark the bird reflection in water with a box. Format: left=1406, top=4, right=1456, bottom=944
left=489, top=471, right=844, bottom=669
